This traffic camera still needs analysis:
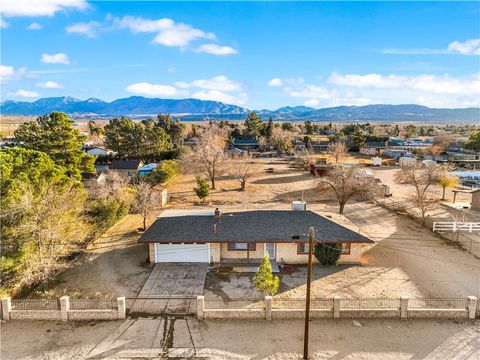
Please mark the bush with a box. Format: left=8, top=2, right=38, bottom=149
left=87, top=198, right=131, bottom=234
left=144, top=160, right=179, bottom=184
left=314, top=243, right=341, bottom=265
left=193, top=176, right=209, bottom=203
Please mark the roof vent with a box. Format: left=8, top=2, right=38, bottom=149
left=292, top=201, right=307, bottom=211
left=214, top=208, right=221, bottom=219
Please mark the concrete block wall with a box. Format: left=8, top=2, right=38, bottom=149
left=1, top=297, right=126, bottom=322
left=199, top=296, right=478, bottom=320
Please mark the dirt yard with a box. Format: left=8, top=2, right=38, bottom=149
left=43, top=214, right=155, bottom=299
left=42, top=157, right=480, bottom=300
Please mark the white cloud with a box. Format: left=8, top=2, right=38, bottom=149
left=113, top=16, right=215, bottom=47
left=195, top=44, right=238, bottom=55
left=304, top=99, right=320, bottom=107
left=382, top=38, right=480, bottom=56
left=267, top=78, right=283, bottom=87
left=36, top=80, right=63, bottom=89
left=0, top=65, right=30, bottom=83
left=176, top=75, right=242, bottom=92
left=328, top=72, right=480, bottom=95
left=125, top=82, right=188, bottom=98
left=1, top=0, right=88, bottom=17
left=167, top=67, right=176, bottom=73
left=15, top=89, right=40, bottom=98
left=447, top=38, right=480, bottom=56
left=41, top=53, right=70, bottom=64
left=66, top=21, right=100, bottom=38
left=27, top=22, right=42, bottom=30
left=287, top=85, right=339, bottom=100
left=191, top=90, right=248, bottom=106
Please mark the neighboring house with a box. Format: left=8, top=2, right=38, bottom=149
left=311, top=141, right=330, bottom=153
left=94, top=163, right=110, bottom=174
left=139, top=206, right=373, bottom=266
left=111, top=159, right=144, bottom=178
left=139, top=163, right=158, bottom=176
left=86, top=147, right=109, bottom=156
left=385, top=148, right=410, bottom=159
left=232, top=139, right=259, bottom=151
left=359, top=142, right=387, bottom=156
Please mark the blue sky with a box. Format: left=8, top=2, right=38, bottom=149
left=1, top=1, right=479, bottom=109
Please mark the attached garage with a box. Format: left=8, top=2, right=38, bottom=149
left=152, top=243, right=210, bottom=263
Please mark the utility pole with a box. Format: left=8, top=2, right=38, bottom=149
left=303, top=227, right=314, bottom=359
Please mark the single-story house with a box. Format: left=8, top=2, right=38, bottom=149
left=139, top=207, right=373, bottom=265
left=384, top=148, right=409, bottom=159
left=111, top=159, right=144, bottom=178
left=139, top=163, right=158, bottom=176
left=86, top=147, right=109, bottom=156
left=359, top=142, right=387, bottom=156
left=232, top=139, right=259, bottom=151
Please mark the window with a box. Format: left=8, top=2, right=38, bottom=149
left=228, top=243, right=256, bottom=251
left=297, top=242, right=310, bottom=254
left=341, top=243, right=351, bottom=255
left=297, top=243, right=351, bottom=254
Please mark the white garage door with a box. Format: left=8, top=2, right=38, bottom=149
left=154, top=243, right=210, bottom=263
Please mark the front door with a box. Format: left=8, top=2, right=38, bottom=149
left=265, top=243, right=276, bottom=260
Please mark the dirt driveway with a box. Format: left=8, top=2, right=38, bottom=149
left=45, top=214, right=154, bottom=299
left=2, top=318, right=479, bottom=359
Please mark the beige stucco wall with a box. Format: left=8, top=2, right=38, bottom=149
left=275, top=243, right=363, bottom=264
left=220, top=243, right=266, bottom=260
left=148, top=243, right=155, bottom=263
left=210, top=243, right=221, bottom=263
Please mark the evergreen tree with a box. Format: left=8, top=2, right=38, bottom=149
left=465, top=130, right=480, bottom=152
left=193, top=176, right=209, bottom=203
left=349, top=127, right=367, bottom=148
left=314, top=243, right=341, bottom=265
left=244, top=112, right=264, bottom=139
left=265, top=116, right=274, bottom=139
left=14, top=112, right=95, bottom=180
left=254, top=255, right=280, bottom=295
left=156, top=113, right=186, bottom=147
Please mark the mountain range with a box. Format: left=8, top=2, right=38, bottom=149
left=1, top=96, right=479, bottom=123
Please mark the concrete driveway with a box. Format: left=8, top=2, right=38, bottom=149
left=138, top=263, right=208, bottom=297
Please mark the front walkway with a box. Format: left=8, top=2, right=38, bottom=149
left=138, top=263, right=208, bottom=297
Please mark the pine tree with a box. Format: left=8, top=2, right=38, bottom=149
left=193, top=176, right=209, bottom=203
left=254, top=255, right=280, bottom=295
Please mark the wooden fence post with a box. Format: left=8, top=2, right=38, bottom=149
left=1, top=297, right=11, bottom=320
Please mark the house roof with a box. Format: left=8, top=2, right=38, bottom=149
left=111, top=159, right=143, bottom=170
left=364, top=142, right=386, bottom=148
left=139, top=210, right=373, bottom=244
left=233, top=139, right=259, bottom=145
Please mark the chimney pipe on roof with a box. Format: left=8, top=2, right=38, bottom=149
left=214, top=208, right=221, bottom=221
left=213, top=223, right=218, bottom=234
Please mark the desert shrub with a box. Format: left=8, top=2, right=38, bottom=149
left=88, top=198, right=131, bottom=234
left=314, top=243, right=341, bottom=265
left=145, top=160, right=179, bottom=184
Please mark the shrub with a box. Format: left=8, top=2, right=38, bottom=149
left=145, top=160, right=179, bottom=184
left=314, top=243, right=341, bottom=265
left=254, top=255, right=280, bottom=295
left=193, top=176, right=209, bottom=203
left=88, top=198, right=131, bottom=234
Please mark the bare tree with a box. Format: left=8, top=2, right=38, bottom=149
left=232, top=153, right=262, bottom=190
left=328, top=140, right=348, bottom=164
left=317, top=166, right=380, bottom=214
left=1, top=183, right=89, bottom=291
left=395, top=163, right=442, bottom=226
left=182, top=125, right=230, bottom=189
left=436, top=165, right=459, bottom=200
left=270, top=127, right=292, bottom=155
left=131, top=181, right=161, bottom=230
left=422, top=144, right=444, bottom=159
left=91, top=170, right=128, bottom=201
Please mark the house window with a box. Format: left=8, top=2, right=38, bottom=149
left=228, top=243, right=256, bottom=251
left=341, top=243, right=351, bottom=255
left=297, top=242, right=310, bottom=254
left=297, top=243, right=351, bottom=254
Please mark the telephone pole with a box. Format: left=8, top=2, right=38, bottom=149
left=303, top=227, right=314, bottom=359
